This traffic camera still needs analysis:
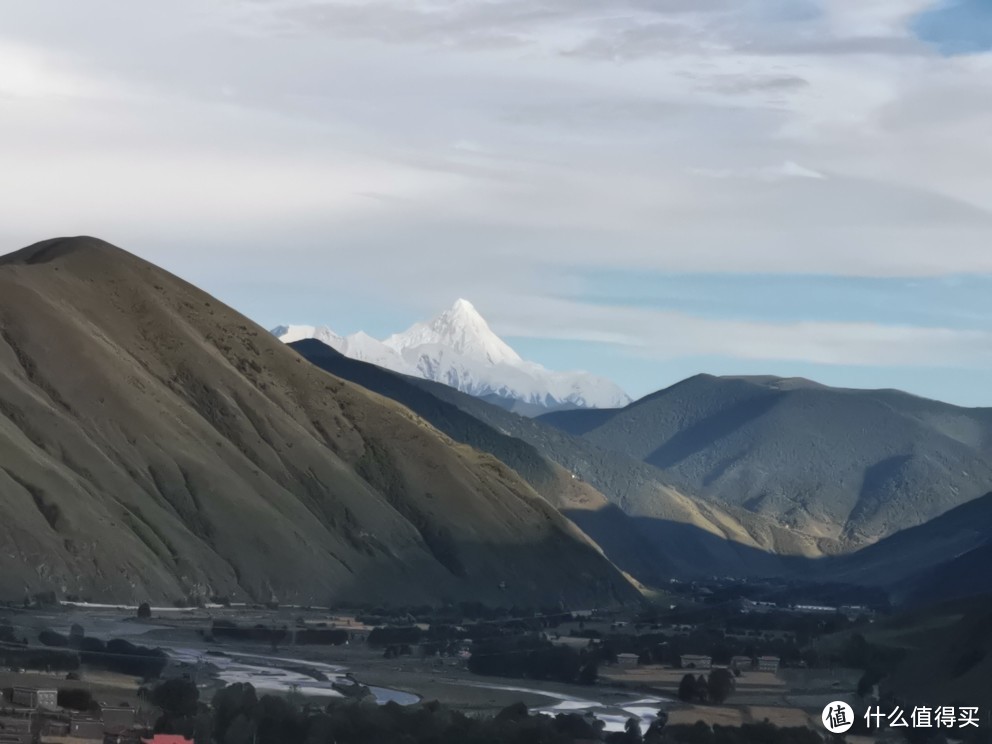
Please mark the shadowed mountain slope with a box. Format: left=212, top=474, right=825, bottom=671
left=0, top=237, right=637, bottom=607
left=290, top=340, right=809, bottom=582
left=290, top=339, right=674, bottom=583
left=821, top=491, right=992, bottom=605
left=541, top=374, right=992, bottom=553
left=855, top=596, right=992, bottom=712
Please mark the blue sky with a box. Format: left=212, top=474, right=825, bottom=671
left=914, top=0, right=992, bottom=54
left=2, top=0, right=992, bottom=407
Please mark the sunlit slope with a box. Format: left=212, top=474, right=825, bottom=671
left=292, top=339, right=807, bottom=581
left=0, top=237, right=637, bottom=606
left=542, top=374, right=992, bottom=554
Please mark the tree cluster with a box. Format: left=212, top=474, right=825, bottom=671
left=36, top=629, right=167, bottom=678
left=0, top=644, right=80, bottom=672
left=210, top=620, right=288, bottom=649
left=658, top=721, right=822, bottom=744
left=367, top=626, right=423, bottom=647
left=0, top=623, right=20, bottom=644
left=676, top=669, right=736, bottom=705
left=356, top=604, right=574, bottom=629
left=296, top=628, right=349, bottom=646
left=153, top=680, right=617, bottom=744
left=467, top=636, right=601, bottom=685
left=57, top=687, right=97, bottom=712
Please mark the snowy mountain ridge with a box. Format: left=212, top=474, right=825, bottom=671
left=272, top=299, right=630, bottom=412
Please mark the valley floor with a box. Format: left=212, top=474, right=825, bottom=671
left=2, top=604, right=865, bottom=736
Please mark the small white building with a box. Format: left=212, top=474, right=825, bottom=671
left=11, top=687, right=57, bottom=710
left=757, top=656, right=780, bottom=673
left=793, top=604, right=837, bottom=614
left=617, top=653, right=640, bottom=668
left=730, top=655, right=754, bottom=671
left=680, top=654, right=712, bottom=670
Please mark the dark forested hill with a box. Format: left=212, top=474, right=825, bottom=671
left=291, top=341, right=809, bottom=582
left=818, top=491, right=992, bottom=605
left=540, top=374, right=992, bottom=555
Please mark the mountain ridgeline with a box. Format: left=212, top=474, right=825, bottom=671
left=540, top=375, right=992, bottom=555
left=821, top=490, right=992, bottom=605
left=290, top=342, right=834, bottom=583
left=0, top=237, right=637, bottom=606
left=290, top=341, right=992, bottom=603
left=274, top=300, right=630, bottom=413
left=3, top=235, right=988, bottom=609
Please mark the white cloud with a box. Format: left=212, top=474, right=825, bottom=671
left=0, top=42, right=121, bottom=100
left=820, top=0, right=939, bottom=38
left=490, top=297, right=992, bottom=369
left=690, top=160, right=826, bottom=180
left=1, top=0, right=991, bottom=296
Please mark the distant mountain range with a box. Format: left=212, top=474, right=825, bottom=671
left=292, top=340, right=992, bottom=604
left=540, top=374, right=992, bottom=555
left=4, top=236, right=989, bottom=610
left=273, top=299, right=631, bottom=414
left=0, top=237, right=636, bottom=607
left=290, top=338, right=773, bottom=585
left=823, top=490, right=992, bottom=605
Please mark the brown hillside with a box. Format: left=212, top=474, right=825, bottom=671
left=0, top=237, right=637, bottom=607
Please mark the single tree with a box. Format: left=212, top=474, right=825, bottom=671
left=223, top=714, right=254, bottom=744
left=694, top=675, right=710, bottom=704
left=678, top=673, right=697, bottom=702
left=39, top=629, right=69, bottom=647
left=137, top=602, right=152, bottom=619
left=68, top=624, right=85, bottom=648
left=857, top=669, right=881, bottom=698
left=496, top=702, right=529, bottom=721
left=707, top=668, right=735, bottom=704
left=624, top=716, right=644, bottom=743
left=578, top=661, right=599, bottom=685
left=212, top=683, right=258, bottom=743
left=57, top=688, right=94, bottom=711
left=151, top=678, right=200, bottom=718
left=644, top=710, right=668, bottom=744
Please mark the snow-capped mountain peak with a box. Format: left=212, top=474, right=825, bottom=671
left=272, top=324, right=342, bottom=346
left=384, top=298, right=522, bottom=366
left=272, top=300, right=631, bottom=413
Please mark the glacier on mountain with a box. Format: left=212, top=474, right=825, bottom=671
left=272, top=299, right=630, bottom=411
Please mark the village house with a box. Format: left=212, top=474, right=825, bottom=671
left=11, top=688, right=57, bottom=711
left=38, top=718, right=69, bottom=739
left=740, top=599, right=777, bottom=613
left=99, top=704, right=137, bottom=735
left=840, top=605, right=874, bottom=620
left=730, top=655, right=754, bottom=671
left=758, top=655, right=780, bottom=673
left=680, top=654, right=712, bottom=670
left=68, top=715, right=105, bottom=740
left=0, top=714, right=35, bottom=744
left=793, top=604, right=837, bottom=614
left=617, top=653, right=639, bottom=668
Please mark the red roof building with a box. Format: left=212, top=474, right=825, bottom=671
left=140, top=736, right=193, bottom=744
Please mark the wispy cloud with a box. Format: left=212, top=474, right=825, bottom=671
left=491, top=297, right=992, bottom=369
left=1, top=0, right=991, bottom=401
